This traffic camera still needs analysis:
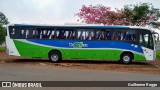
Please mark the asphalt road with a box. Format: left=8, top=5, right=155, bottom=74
left=0, top=63, right=160, bottom=90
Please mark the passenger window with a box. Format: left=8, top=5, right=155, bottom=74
left=57, top=30, right=65, bottom=39
left=124, top=30, right=136, bottom=41
left=32, top=30, right=36, bottom=38
left=77, top=30, right=85, bottom=40
left=139, top=34, right=149, bottom=47
left=120, top=32, right=126, bottom=40
left=139, top=33, right=153, bottom=49
left=90, top=31, right=95, bottom=40
left=96, top=30, right=104, bottom=40
left=105, top=30, right=121, bottom=40
left=77, top=30, right=95, bottom=40
left=105, top=30, right=112, bottom=40
left=67, top=30, right=75, bottom=39
left=10, top=28, right=15, bottom=38
left=27, top=30, right=34, bottom=39
left=49, top=30, right=56, bottom=39
left=42, top=30, right=47, bottom=39
left=85, top=31, right=94, bottom=40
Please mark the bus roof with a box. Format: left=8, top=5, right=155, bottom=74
left=9, top=23, right=151, bottom=30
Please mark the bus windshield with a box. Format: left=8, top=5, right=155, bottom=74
left=139, top=33, right=154, bottom=50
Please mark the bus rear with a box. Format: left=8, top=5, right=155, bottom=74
left=6, top=25, right=20, bottom=56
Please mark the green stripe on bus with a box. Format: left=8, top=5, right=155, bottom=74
left=13, top=40, right=146, bottom=61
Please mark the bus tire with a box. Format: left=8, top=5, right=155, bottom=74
left=49, top=51, right=62, bottom=63
left=120, top=53, right=132, bottom=64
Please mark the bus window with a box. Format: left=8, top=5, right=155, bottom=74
left=28, top=29, right=33, bottom=39
left=42, top=30, right=47, bottom=39
left=35, top=30, right=40, bottom=39
left=125, top=30, right=136, bottom=41
left=77, top=30, right=94, bottom=40
left=55, top=30, right=59, bottom=39
left=100, top=31, right=104, bottom=40
left=90, top=31, right=95, bottom=40
left=67, top=30, right=72, bottom=39
left=25, top=30, right=29, bottom=38
left=39, top=30, right=42, bottom=39
left=67, top=30, right=75, bottom=39
left=57, top=30, right=65, bottom=39
left=96, top=30, right=104, bottom=40
left=113, top=30, right=126, bottom=40
left=85, top=31, right=93, bottom=40
left=49, top=30, right=54, bottom=39
left=64, top=30, right=69, bottom=39
left=114, top=31, right=121, bottom=40
left=21, top=30, right=26, bottom=38
left=32, top=30, right=36, bottom=38
left=9, top=28, right=15, bottom=38
left=105, top=30, right=112, bottom=40
left=77, top=30, right=85, bottom=40
left=72, top=31, right=76, bottom=39
left=85, top=31, right=89, bottom=40
left=139, top=33, right=153, bottom=49
left=46, top=30, right=49, bottom=39
left=120, top=32, right=126, bottom=40
left=104, top=30, right=128, bottom=41
left=62, top=30, right=66, bottom=39
left=112, top=31, right=116, bottom=40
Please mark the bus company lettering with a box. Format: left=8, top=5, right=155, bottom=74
left=69, top=42, right=88, bottom=48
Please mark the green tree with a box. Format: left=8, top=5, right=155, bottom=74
left=0, top=12, right=9, bottom=45
left=0, top=12, right=9, bottom=25
left=0, top=25, right=5, bottom=45
left=121, top=3, right=160, bottom=26
left=77, top=3, right=160, bottom=27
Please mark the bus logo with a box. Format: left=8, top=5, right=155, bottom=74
left=69, top=42, right=88, bottom=48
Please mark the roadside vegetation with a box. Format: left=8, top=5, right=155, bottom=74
left=156, top=51, right=160, bottom=59
left=0, top=47, right=5, bottom=51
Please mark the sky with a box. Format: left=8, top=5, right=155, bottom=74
left=0, top=0, right=159, bottom=25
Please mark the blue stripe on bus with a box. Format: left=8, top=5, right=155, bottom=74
left=27, top=39, right=143, bottom=54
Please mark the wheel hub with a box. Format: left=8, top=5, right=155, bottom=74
left=123, top=56, right=130, bottom=62
left=51, top=54, right=58, bottom=61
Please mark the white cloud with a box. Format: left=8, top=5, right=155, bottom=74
left=31, top=0, right=56, bottom=9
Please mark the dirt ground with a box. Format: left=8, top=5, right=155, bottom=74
left=0, top=51, right=160, bottom=74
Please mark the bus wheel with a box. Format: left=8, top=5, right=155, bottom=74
left=49, top=51, right=61, bottom=63
left=120, top=53, right=132, bottom=64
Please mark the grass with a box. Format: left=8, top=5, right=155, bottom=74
left=0, top=47, right=5, bottom=51
left=156, top=51, right=160, bottom=59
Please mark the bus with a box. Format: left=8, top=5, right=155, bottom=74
left=5, top=24, right=157, bottom=64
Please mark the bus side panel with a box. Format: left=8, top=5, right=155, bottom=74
left=61, top=49, right=93, bottom=59
left=92, top=50, right=121, bottom=60
left=134, top=53, right=146, bottom=61
left=13, top=39, right=147, bottom=61
left=13, top=40, right=52, bottom=58
left=61, top=49, right=122, bottom=60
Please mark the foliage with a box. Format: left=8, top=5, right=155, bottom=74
left=76, top=3, right=160, bottom=27
left=156, top=51, right=160, bottom=59
left=76, top=5, right=125, bottom=25
left=0, top=25, right=6, bottom=45
left=0, top=12, right=9, bottom=25
left=0, top=47, right=5, bottom=51
left=0, top=12, right=8, bottom=45
left=121, top=3, right=160, bottom=26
